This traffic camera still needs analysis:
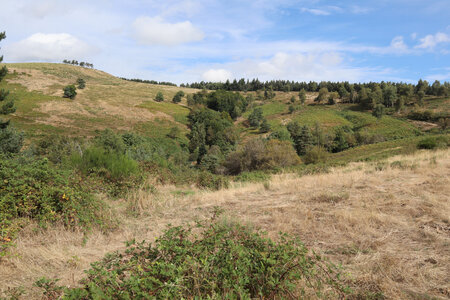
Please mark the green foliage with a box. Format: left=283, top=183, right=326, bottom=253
left=372, top=104, right=385, bottom=119
left=259, top=118, right=271, bottom=133
left=298, top=88, right=306, bottom=104
left=187, top=107, right=237, bottom=163
left=248, top=107, right=264, bottom=127
left=0, top=126, right=23, bottom=155
left=234, top=171, right=270, bottom=183
left=62, top=85, right=77, bottom=99
left=197, top=172, right=229, bottom=190
left=417, top=136, right=449, bottom=149
left=71, top=146, right=138, bottom=180
left=267, top=127, right=292, bottom=142
left=172, top=90, right=184, bottom=103
left=304, top=146, right=328, bottom=165
left=315, top=87, right=328, bottom=103
left=58, top=216, right=350, bottom=299
left=287, top=121, right=313, bottom=156
left=76, top=78, right=86, bottom=89
left=0, top=155, right=111, bottom=256
left=155, top=91, right=164, bottom=102
left=224, top=139, right=300, bottom=174
left=206, top=90, right=247, bottom=119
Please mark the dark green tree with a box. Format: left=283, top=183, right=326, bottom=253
left=77, top=78, right=86, bottom=89
left=382, top=85, right=397, bottom=107
left=63, top=85, right=77, bottom=99
left=287, top=121, right=313, bottom=156
left=298, top=89, right=306, bottom=105
left=155, top=91, right=164, bottom=102
left=372, top=104, right=385, bottom=119
left=0, top=31, right=23, bottom=153
left=172, top=91, right=185, bottom=103
left=417, top=90, right=425, bottom=106
left=248, top=107, right=264, bottom=127
left=259, top=118, right=271, bottom=133
left=315, top=87, right=328, bottom=103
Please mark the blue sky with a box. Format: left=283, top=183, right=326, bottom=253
left=0, top=0, right=449, bottom=84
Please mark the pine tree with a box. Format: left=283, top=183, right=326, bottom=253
left=0, top=31, right=23, bottom=153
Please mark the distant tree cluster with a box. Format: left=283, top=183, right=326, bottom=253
left=120, top=77, right=177, bottom=87
left=63, top=60, right=94, bottom=68
left=182, top=78, right=449, bottom=99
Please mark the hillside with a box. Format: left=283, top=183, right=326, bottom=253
left=0, top=63, right=449, bottom=299
left=2, top=63, right=197, bottom=139
left=1, top=149, right=449, bottom=299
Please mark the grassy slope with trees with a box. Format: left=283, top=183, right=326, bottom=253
left=0, top=60, right=449, bottom=299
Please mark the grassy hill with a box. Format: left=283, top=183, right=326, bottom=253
left=0, top=63, right=449, bottom=299
left=1, top=63, right=197, bottom=139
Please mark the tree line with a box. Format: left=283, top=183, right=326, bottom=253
left=62, top=60, right=94, bottom=68
left=181, top=78, right=449, bottom=96
left=119, top=77, right=177, bottom=87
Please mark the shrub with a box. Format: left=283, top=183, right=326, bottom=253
left=0, top=126, right=23, bottom=154
left=417, top=136, right=449, bottom=150
left=248, top=107, right=263, bottom=127
left=235, top=171, right=270, bottom=183
left=197, top=171, right=229, bottom=190
left=264, top=139, right=301, bottom=168
left=58, top=216, right=350, bottom=299
left=224, top=139, right=300, bottom=174
left=76, top=78, right=86, bottom=89
left=303, top=146, right=328, bottom=164
left=172, top=91, right=184, bottom=103
left=0, top=156, right=112, bottom=256
left=63, top=85, right=77, bottom=99
left=372, top=104, right=385, bottom=119
left=155, top=91, right=164, bottom=102
left=71, top=146, right=138, bottom=180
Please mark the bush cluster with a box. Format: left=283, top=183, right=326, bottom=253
left=0, top=155, right=112, bottom=256
left=43, top=216, right=350, bottom=299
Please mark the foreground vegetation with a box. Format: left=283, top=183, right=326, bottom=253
left=0, top=50, right=448, bottom=298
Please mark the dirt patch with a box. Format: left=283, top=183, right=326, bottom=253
left=409, top=120, right=439, bottom=131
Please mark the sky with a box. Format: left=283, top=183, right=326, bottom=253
left=0, top=0, right=449, bottom=84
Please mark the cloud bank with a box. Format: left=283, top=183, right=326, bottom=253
left=133, top=16, right=204, bottom=46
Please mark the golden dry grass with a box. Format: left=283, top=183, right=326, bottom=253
left=4, top=63, right=198, bottom=135
left=1, top=149, right=449, bottom=299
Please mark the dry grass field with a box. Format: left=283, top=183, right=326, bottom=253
left=1, top=149, right=448, bottom=299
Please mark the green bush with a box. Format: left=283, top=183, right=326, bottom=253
left=76, top=78, right=86, bottom=89
left=71, top=146, right=138, bottom=180
left=0, top=156, right=111, bottom=256
left=197, top=171, right=229, bottom=190
left=62, top=85, right=77, bottom=99
left=417, top=136, right=449, bottom=150
left=235, top=171, right=270, bottom=183
left=303, top=146, right=328, bottom=165
left=55, top=216, right=350, bottom=299
left=0, top=126, right=23, bottom=154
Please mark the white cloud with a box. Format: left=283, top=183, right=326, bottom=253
left=300, top=8, right=331, bottom=16
left=4, top=33, right=95, bottom=62
left=202, top=69, right=232, bottom=82
left=197, top=52, right=377, bottom=83
left=133, top=16, right=204, bottom=46
left=390, top=36, right=408, bottom=51
left=415, top=32, right=450, bottom=49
